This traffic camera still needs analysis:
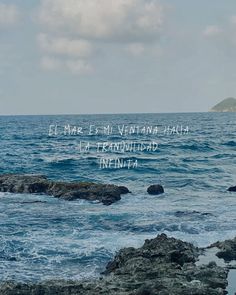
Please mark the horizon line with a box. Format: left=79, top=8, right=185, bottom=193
left=0, top=110, right=210, bottom=117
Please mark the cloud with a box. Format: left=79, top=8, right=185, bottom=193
left=203, top=25, right=222, bottom=37
left=38, top=0, right=163, bottom=42
left=125, top=42, right=162, bottom=57
left=202, top=19, right=236, bottom=57
left=40, top=56, right=61, bottom=71
left=125, top=43, right=145, bottom=56
left=37, top=0, right=164, bottom=74
left=40, top=56, right=93, bottom=74
left=38, top=33, right=93, bottom=57
left=203, top=18, right=236, bottom=45
left=0, top=3, right=20, bottom=27
left=65, top=59, right=93, bottom=74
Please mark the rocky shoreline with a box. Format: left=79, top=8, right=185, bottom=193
left=0, top=234, right=235, bottom=295
left=0, top=174, right=236, bottom=294
left=0, top=174, right=130, bottom=206
left=0, top=174, right=234, bottom=206
left=0, top=174, right=166, bottom=205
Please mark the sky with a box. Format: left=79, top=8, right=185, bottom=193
left=0, top=0, right=236, bottom=115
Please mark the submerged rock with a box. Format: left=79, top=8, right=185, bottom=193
left=0, top=174, right=129, bottom=206
left=174, top=211, right=213, bottom=218
left=0, top=234, right=229, bottom=295
left=147, top=184, right=164, bottom=195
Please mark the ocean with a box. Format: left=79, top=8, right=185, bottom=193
left=0, top=112, right=236, bottom=284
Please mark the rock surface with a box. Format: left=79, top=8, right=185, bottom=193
left=118, top=186, right=131, bottom=194
left=211, top=236, right=236, bottom=262
left=0, top=234, right=229, bottom=295
left=0, top=174, right=129, bottom=205
left=147, top=184, right=164, bottom=195
left=228, top=186, right=236, bottom=192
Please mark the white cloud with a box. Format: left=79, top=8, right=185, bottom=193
left=40, top=56, right=93, bottom=74
left=38, top=33, right=93, bottom=57
left=37, top=0, right=164, bottom=74
left=38, top=0, right=163, bottom=42
left=203, top=25, right=223, bottom=37
left=0, top=4, right=20, bottom=27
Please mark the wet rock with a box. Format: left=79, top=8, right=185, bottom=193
left=0, top=174, right=129, bottom=206
left=228, top=186, right=236, bottom=192
left=0, top=174, right=49, bottom=194
left=210, top=237, right=236, bottom=262
left=104, top=233, right=198, bottom=275
left=0, top=234, right=230, bottom=295
left=147, top=185, right=164, bottom=195
left=0, top=281, right=90, bottom=295
left=118, top=186, right=131, bottom=194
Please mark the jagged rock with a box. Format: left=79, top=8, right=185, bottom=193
left=104, top=233, right=198, bottom=275
left=0, top=234, right=229, bottom=295
left=147, top=184, right=164, bottom=195
left=0, top=174, right=129, bottom=206
left=210, top=237, right=236, bottom=262
left=228, top=186, right=236, bottom=192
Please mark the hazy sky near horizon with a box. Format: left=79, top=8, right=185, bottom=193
left=1, top=0, right=236, bottom=115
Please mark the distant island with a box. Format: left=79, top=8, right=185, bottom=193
left=210, top=97, right=236, bottom=112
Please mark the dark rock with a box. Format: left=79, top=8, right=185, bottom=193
left=147, top=184, right=164, bottom=195
left=0, top=256, right=17, bottom=262
left=101, top=234, right=227, bottom=294
left=0, top=234, right=230, bottom=295
left=118, top=186, right=131, bottom=194
left=0, top=281, right=88, bottom=295
left=135, top=285, right=155, bottom=295
left=228, top=186, right=236, bottom=192
left=0, top=174, right=50, bottom=194
left=210, top=237, right=236, bottom=262
left=106, top=233, right=198, bottom=272
left=0, top=174, right=129, bottom=206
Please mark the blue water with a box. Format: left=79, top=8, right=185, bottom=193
left=0, top=112, right=236, bottom=283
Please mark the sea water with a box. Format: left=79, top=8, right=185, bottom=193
left=0, top=112, right=236, bottom=284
